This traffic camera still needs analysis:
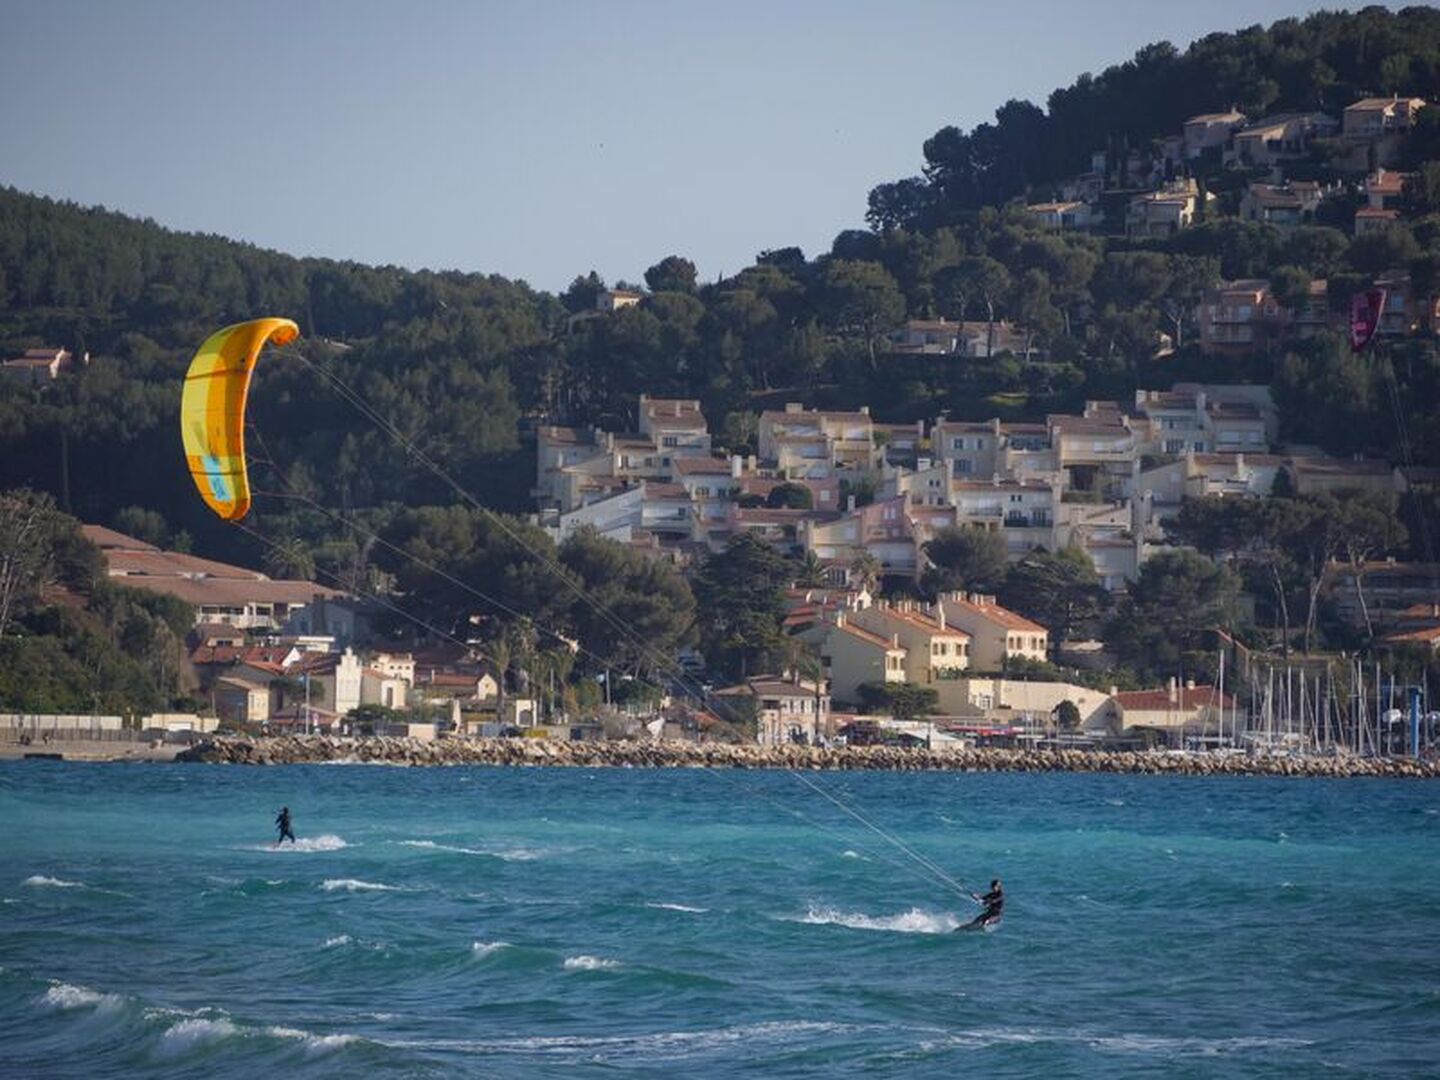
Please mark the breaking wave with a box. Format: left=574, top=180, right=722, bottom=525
left=320, top=879, right=404, bottom=893
left=23, top=875, right=84, bottom=889
left=563, top=955, right=621, bottom=970
left=788, top=905, right=960, bottom=934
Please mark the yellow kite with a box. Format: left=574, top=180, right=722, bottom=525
left=180, top=318, right=300, bottom=521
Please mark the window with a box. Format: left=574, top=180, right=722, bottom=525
left=956, top=460, right=973, bottom=474
left=952, top=437, right=964, bottom=451
left=662, top=436, right=678, bottom=447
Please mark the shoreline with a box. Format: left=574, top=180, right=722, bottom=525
left=167, top=735, right=1440, bottom=778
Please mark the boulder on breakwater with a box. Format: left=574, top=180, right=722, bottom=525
left=174, top=735, right=1440, bottom=779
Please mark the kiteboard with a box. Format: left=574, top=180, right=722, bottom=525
left=955, top=917, right=1002, bottom=933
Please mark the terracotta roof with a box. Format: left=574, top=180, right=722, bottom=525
left=216, top=676, right=269, bottom=693
left=106, top=548, right=269, bottom=581
left=1347, top=97, right=1424, bottom=111
left=641, top=397, right=707, bottom=430
left=1048, top=415, right=1131, bottom=436
left=671, top=457, right=734, bottom=476
left=643, top=482, right=690, bottom=499
left=941, top=596, right=1046, bottom=634
left=1385, top=625, right=1440, bottom=643
left=118, top=575, right=340, bottom=607
left=727, top=678, right=824, bottom=698
left=1113, top=688, right=1235, bottom=712
left=862, top=606, right=969, bottom=639
left=834, top=622, right=902, bottom=650
left=81, top=524, right=159, bottom=552
left=191, top=644, right=294, bottom=666
left=761, top=409, right=872, bottom=425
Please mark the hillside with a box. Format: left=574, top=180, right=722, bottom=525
left=0, top=6, right=1438, bottom=569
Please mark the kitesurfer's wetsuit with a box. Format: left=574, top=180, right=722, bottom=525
left=276, top=808, right=295, bottom=844
left=965, top=885, right=1003, bottom=928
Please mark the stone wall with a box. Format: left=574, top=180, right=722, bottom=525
left=175, top=735, right=1440, bottom=778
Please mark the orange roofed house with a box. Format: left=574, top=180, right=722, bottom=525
left=82, top=525, right=343, bottom=631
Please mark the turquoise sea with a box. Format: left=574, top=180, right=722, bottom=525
left=1, top=761, right=1438, bottom=1078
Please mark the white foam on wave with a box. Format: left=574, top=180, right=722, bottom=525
left=471, top=940, right=510, bottom=958
left=399, top=838, right=544, bottom=861
left=266, top=1026, right=360, bottom=1055
left=383, top=1019, right=851, bottom=1058
left=158, top=1017, right=239, bottom=1055
left=841, top=850, right=862, bottom=859
left=563, top=955, right=621, bottom=971
left=645, top=902, right=707, bottom=913
left=489, top=847, right=544, bottom=861
left=322, top=934, right=352, bottom=948
left=320, top=879, right=404, bottom=893
left=23, top=875, right=84, bottom=889
left=39, top=982, right=123, bottom=1011
left=244, top=834, right=348, bottom=853
left=397, top=839, right=491, bottom=856
left=790, top=905, right=960, bottom=934
left=914, top=1026, right=1312, bottom=1056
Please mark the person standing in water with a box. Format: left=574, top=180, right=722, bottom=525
left=275, top=806, right=296, bottom=845
left=962, top=879, right=1003, bottom=930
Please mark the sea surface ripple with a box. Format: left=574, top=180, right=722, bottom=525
left=1, top=761, right=1437, bottom=1077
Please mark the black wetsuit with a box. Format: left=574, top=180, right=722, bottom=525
left=967, top=887, right=1003, bottom=927
left=276, top=810, right=295, bottom=844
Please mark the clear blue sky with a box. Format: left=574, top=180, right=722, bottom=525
left=3, top=1, right=1341, bottom=293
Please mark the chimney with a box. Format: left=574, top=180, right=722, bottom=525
left=936, top=597, right=947, bottom=630
left=1195, top=390, right=1207, bottom=413
left=860, top=406, right=870, bottom=416
left=730, top=455, right=743, bottom=479
left=1168, top=677, right=1178, bottom=703
left=785, top=402, right=803, bottom=414
left=847, top=494, right=856, bottom=511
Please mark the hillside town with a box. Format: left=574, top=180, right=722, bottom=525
left=18, top=357, right=1432, bottom=759
left=4, top=53, right=1440, bottom=764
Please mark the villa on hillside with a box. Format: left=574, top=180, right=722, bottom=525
left=82, top=525, right=344, bottom=631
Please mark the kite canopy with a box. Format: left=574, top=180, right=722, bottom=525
left=180, top=318, right=300, bottom=521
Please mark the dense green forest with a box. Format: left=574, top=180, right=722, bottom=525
left=4, top=6, right=1440, bottom=708
left=867, top=4, right=1440, bottom=227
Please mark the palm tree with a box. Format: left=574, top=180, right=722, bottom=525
left=850, top=551, right=881, bottom=593
left=546, top=647, right=577, bottom=722
left=794, top=551, right=828, bottom=588
left=487, top=636, right=512, bottom=724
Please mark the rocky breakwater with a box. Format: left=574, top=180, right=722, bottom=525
left=175, top=736, right=1440, bottom=778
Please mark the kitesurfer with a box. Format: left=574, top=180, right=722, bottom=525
left=961, top=879, right=1003, bottom=930
left=275, top=806, right=296, bottom=844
